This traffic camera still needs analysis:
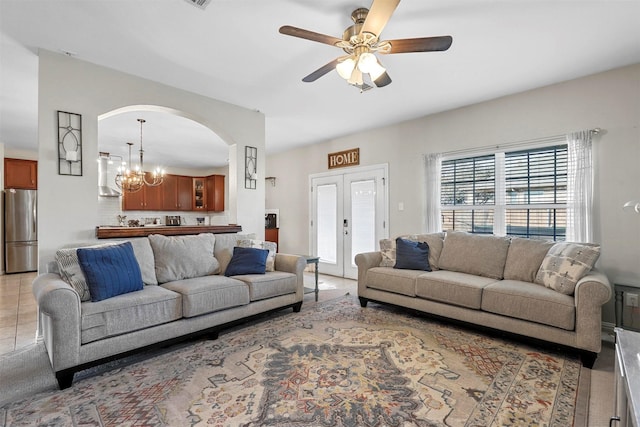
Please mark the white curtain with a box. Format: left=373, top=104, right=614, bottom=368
left=424, top=153, right=442, bottom=233
left=566, top=130, right=594, bottom=242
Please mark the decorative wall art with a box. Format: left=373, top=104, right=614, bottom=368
left=245, top=146, right=257, bottom=189
left=57, top=111, right=83, bottom=176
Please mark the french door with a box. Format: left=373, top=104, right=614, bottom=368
left=310, top=165, right=388, bottom=279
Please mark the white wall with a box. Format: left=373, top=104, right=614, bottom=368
left=267, top=63, right=640, bottom=324
left=38, top=50, right=266, bottom=271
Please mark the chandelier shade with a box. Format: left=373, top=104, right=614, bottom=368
left=115, top=118, right=165, bottom=193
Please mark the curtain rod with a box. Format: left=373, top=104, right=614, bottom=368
left=437, top=128, right=602, bottom=158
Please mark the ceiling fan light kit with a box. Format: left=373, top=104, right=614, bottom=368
left=279, top=0, right=452, bottom=91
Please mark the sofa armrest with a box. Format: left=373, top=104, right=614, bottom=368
left=32, top=273, right=82, bottom=371
left=274, top=253, right=306, bottom=299
left=355, top=252, right=383, bottom=295
left=573, top=269, right=612, bottom=352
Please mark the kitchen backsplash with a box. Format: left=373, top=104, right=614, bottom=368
left=98, top=197, right=230, bottom=226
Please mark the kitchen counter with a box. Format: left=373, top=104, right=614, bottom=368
left=95, top=224, right=242, bottom=239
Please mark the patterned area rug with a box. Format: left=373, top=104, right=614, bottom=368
left=1, top=295, right=586, bottom=426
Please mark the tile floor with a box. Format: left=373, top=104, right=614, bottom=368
left=0, top=271, right=38, bottom=355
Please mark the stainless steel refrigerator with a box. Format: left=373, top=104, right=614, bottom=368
left=4, top=189, right=37, bottom=273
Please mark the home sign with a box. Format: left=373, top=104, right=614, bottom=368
left=328, top=148, right=359, bottom=169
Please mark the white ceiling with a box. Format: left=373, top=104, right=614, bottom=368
left=1, top=0, right=640, bottom=169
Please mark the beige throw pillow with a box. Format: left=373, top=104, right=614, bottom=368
left=535, top=242, right=601, bottom=295
left=237, top=239, right=277, bottom=272
left=149, top=233, right=219, bottom=284
left=438, top=231, right=511, bottom=280
left=503, top=237, right=555, bottom=283
left=379, top=233, right=444, bottom=270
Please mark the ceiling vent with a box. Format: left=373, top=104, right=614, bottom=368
left=184, top=0, right=211, bottom=10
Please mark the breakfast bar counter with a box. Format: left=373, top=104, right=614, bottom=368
left=96, top=224, right=242, bottom=239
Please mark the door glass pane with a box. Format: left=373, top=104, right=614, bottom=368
left=351, top=180, right=376, bottom=266
left=317, top=184, right=337, bottom=264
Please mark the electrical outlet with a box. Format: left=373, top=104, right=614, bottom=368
left=626, top=293, right=639, bottom=307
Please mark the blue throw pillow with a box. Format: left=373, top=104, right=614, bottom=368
left=394, top=237, right=432, bottom=271
left=225, top=246, right=269, bottom=276
left=77, top=241, right=144, bottom=302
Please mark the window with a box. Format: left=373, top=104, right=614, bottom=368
left=441, top=155, right=495, bottom=234
left=441, top=145, right=568, bottom=240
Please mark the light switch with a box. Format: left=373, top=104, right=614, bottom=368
left=398, top=202, right=404, bottom=211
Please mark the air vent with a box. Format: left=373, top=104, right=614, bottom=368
left=184, top=0, right=211, bottom=9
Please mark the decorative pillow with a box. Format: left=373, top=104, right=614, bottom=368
left=77, top=242, right=144, bottom=302
left=127, top=238, right=158, bottom=285
left=237, top=239, right=277, bottom=272
left=394, top=238, right=431, bottom=271
left=380, top=233, right=444, bottom=270
left=56, top=242, right=119, bottom=301
left=503, top=237, right=555, bottom=283
left=438, top=231, right=511, bottom=280
left=535, top=242, right=601, bottom=295
left=224, top=247, right=269, bottom=276
left=148, top=233, right=219, bottom=284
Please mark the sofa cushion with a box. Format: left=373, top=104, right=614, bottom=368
left=232, top=271, right=298, bottom=302
left=237, top=239, right=277, bottom=272
left=162, top=275, right=250, bottom=318
left=503, top=238, right=554, bottom=283
left=379, top=233, right=444, bottom=270
left=149, top=233, right=220, bottom=284
left=225, top=247, right=269, bottom=276
left=438, top=231, right=511, bottom=279
left=535, top=242, right=601, bottom=295
left=80, top=285, right=182, bottom=344
left=214, top=233, right=257, bottom=274
left=482, top=280, right=575, bottom=330
left=394, top=238, right=432, bottom=271
left=77, top=242, right=144, bottom=302
left=365, top=267, right=422, bottom=297
left=415, top=270, right=498, bottom=309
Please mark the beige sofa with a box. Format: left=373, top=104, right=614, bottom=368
left=355, top=231, right=611, bottom=367
left=33, top=233, right=305, bottom=389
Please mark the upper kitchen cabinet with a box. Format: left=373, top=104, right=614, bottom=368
left=122, top=173, right=163, bottom=210
left=193, top=177, right=206, bottom=210
left=4, top=158, right=37, bottom=189
left=206, top=174, right=225, bottom=212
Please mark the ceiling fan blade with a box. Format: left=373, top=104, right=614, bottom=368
left=302, top=58, right=340, bottom=82
left=373, top=71, right=392, bottom=88
left=360, top=0, right=400, bottom=37
left=279, top=25, right=343, bottom=47
left=383, top=36, right=453, bottom=54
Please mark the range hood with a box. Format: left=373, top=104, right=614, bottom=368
left=98, top=153, right=121, bottom=197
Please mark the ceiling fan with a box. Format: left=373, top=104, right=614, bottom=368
left=279, top=0, right=453, bottom=91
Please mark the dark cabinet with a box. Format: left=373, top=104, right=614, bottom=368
left=265, top=228, right=279, bottom=251
left=176, top=176, right=192, bottom=211
left=4, top=158, right=37, bottom=189
left=122, top=173, right=224, bottom=212
left=122, top=173, right=163, bottom=210
left=206, top=174, right=225, bottom=212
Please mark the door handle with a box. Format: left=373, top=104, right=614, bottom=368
left=610, top=416, right=620, bottom=426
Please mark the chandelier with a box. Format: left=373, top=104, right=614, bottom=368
left=115, top=118, right=165, bottom=193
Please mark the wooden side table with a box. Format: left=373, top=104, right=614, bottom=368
left=301, top=255, right=320, bottom=302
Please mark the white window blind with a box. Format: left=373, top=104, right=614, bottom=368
left=440, top=145, right=568, bottom=240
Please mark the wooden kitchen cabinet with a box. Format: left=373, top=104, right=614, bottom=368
left=4, top=158, right=37, bottom=189
left=122, top=173, right=224, bottom=212
left=176, top=176, right=193, bottom=211
left=206, top=174, right=225, bottom=212
left=122, top=173, right=163, bottom=210
left=265, top=228, right=279, bottom=251
left=193, top=177, right=206, bottom=210
left=160, top=174, right=178, bottom=210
